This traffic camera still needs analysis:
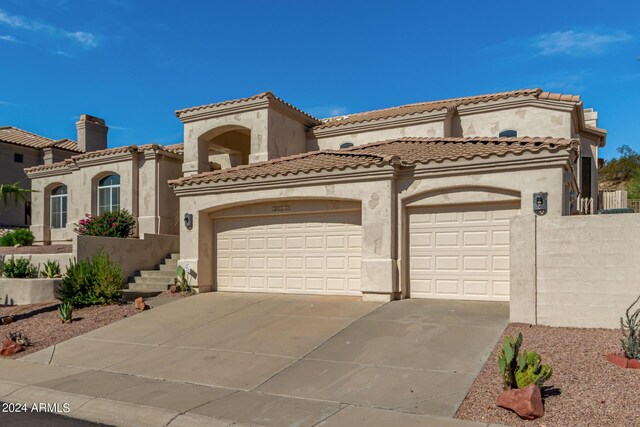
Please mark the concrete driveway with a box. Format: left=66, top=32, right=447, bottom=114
left=0, top=293, right=508, bottom=427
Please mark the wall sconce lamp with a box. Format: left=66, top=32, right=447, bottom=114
left=183, top=213, right=193, bottom=230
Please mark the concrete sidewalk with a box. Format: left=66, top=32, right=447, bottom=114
left=0, top=293, right=509, bottom=427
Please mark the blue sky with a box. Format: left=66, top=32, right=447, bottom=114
left=0, top=1, right=638, bottom=159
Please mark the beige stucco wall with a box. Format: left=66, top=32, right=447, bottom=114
left=74, top=233, right=179, bottom=281
left=457, top=106, right=573, bottom=139
left=510, top=214, right=640, bottom=328
left=29, top=152, right=181, bottom=244
left=0, top=278, right=62, bottom=305
left=311, top=121, right=446, bottom=151
left=0, top=143, right=40, bottom=227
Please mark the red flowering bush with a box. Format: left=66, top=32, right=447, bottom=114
left=74, top=209, right=136, bottom=238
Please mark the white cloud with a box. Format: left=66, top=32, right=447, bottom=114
left=53, top=50, right=73, bottom=57
left=305, top=106, right=349, bottom=118
left=0, top=34, right=20, bottom=42
left=533, top=30, right=632, bottom=56
left=0, top=8, right=99, bottom=48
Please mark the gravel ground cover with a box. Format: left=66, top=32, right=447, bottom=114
left=0, top=300, right=139, bottom=359
left=456, top=323, right=640, bottom=427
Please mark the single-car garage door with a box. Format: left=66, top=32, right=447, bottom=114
left=408, top=203, right=518, bottom=301
left=215, top=211, right=362, bottom=295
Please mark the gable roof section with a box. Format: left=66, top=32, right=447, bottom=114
left=170, top=136, right=577, bottom=187
left=25, top=143, right=184, bottom=174
left=313, top=89, right=584, bottom=130
left=175, top=92, right=321, bottom=124
left=0, top=126, right=84, bottom=153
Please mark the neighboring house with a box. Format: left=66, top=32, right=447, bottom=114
left=0, top=125, right=84, bottom=227
left=25, top=88, right=607, bottom=304
left=169, top=89, right=605, bottom=301
left=26, top=143, right=183, bottom=244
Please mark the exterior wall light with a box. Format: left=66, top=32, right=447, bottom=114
left=184, top=213, right=193, bottom=230
left=533, top=192, right=548, bottom=215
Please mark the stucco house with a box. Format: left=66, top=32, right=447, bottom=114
left=0, top=124, right=85, bottom=227
left=25, top=88, right=606, bottom=304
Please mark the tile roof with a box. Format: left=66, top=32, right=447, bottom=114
left=175, top=92, right=320, bottom=123
left=313, top=89, right=582, bottom=130
left=0, top=126, right=84, bottom=153
left=170, top=136, right=577, bottom=187
left=25, top=143, right=184, bottom=173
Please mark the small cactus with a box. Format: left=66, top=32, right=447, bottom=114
left=7, top=332, right=30, bottom=346
left=498, top=332, right=552, bottom=390
left=58, top=301, right=73, bottom=323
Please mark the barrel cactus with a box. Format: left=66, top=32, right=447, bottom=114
left=498, top=332, right=552, bottom=390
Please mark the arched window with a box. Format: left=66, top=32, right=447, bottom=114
left=97, top=174, right=120, bottom=214
left=339, top=142, right=354, bottom=149
left=498, top=129, right=518, bottom=137
left=50, top=185, right=67, bottom=229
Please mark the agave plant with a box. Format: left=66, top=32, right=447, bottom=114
left=40, top=260, right=61, bottom=278
left=58, top=301, right=73, bottom=323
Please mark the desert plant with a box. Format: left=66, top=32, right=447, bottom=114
left=0, top=182, right=33, bottom=208
left=620, top=295, right=640, bottom=360
left=59, top=252, right=124, bottom=307
left=58, top=301, right=73, bottom=323
left=0, top=228, right=35, bottom=247
left=59, top=258, right=101, bottom=307
left=7, top=331, right=30, bottom=346
left=498, top=332, right=552, bottom=390
left=91, top=251, right=124, bottom=302
left=174, top=264, right=192, bottom=293
left=74, top=210, right=136, bottom=238
left=1, top=256, right=38, bottom=278
left=40, top=259, right=61, bottom=278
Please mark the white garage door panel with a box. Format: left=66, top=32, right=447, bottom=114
left=409, top=204, right=517, bottom=301
left=216, top=212, right=362, bottom=295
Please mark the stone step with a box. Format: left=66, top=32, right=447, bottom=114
left=140, top=270, right=176, bottom=279
left=133, top=276, right=174, bottom=286
left=163, top=258, right=178, bottom=266
left=169, top=253, right=180, bottom=260
left=159, top=263, right=177, bottom=272
left=127, top=280, right=172, bottom=291
left=122, top=289, right=163, bottom=302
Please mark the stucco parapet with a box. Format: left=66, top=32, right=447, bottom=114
left=456, top=97, right=575, bottom=115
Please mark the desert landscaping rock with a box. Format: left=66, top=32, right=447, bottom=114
left=0, top=338, right=23, bottom=356
left=456, top=324, right=640, bottom=427
left=134, top=297, right=149, bottom=310
left=496, top=384, right=544, bottom=420
left=0, top=300, right=140, bottom=359
left=1, top=316, right=13, bottom=325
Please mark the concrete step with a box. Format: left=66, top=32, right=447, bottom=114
left=122, top=289, right=163, bottom=302
left=127, top=281, right=172, bottom=291
left=159, top=263, right=177, bottom=272
left=169, top=253, right=180, bottom=260
left=163, top=258, right=178, bottom=266
left=140, top=270, right=176, bottom=279
left=133, top=276, right=174, bottom=286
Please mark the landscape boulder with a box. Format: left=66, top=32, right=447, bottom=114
left=496, top=384, right=544, bottom=420
left=0, top=338, right=24, bottom=357
left=134, top=297, right=149, bottom=310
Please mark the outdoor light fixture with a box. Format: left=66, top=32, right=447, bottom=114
left=533, top=192, right=548, bottom=215
left=183, top=212, right=193, bottom=230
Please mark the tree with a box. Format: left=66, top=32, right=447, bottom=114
left=0, top=182, right=33, bottom=208
left=599, top=145, right=640, bottom=184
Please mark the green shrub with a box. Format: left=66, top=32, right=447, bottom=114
left=59, top=251, right=124, bottom=307
left=59, top=258, right=100, bottom=307
left=58, top=301, right=73, bottom=323
left=74, top=210, right=135, bottom=238
left=1, top=256, right=39, bottom=278
left=0, top=228, right=35, bottom=247
left=40, top=259, right=61, bottom=278
left=92, top=252, right=124, bottom=302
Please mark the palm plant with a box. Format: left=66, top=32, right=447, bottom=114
left=0, top=182, right=34, bottom=207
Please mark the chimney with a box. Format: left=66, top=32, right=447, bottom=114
left=76, top=114, right=108, bottom=152
left=583, top=108, right=598, bottom=128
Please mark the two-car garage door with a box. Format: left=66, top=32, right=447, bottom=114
left=215, top=211, right=362, bottom=295
left=408, top=203, right=517, bottom=301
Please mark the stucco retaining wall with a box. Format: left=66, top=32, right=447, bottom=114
left=0, top=278, right=62, bottom=305
left=510, top=213, right=640, bottom=328
left=73, top=233, right=179, bottom=281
